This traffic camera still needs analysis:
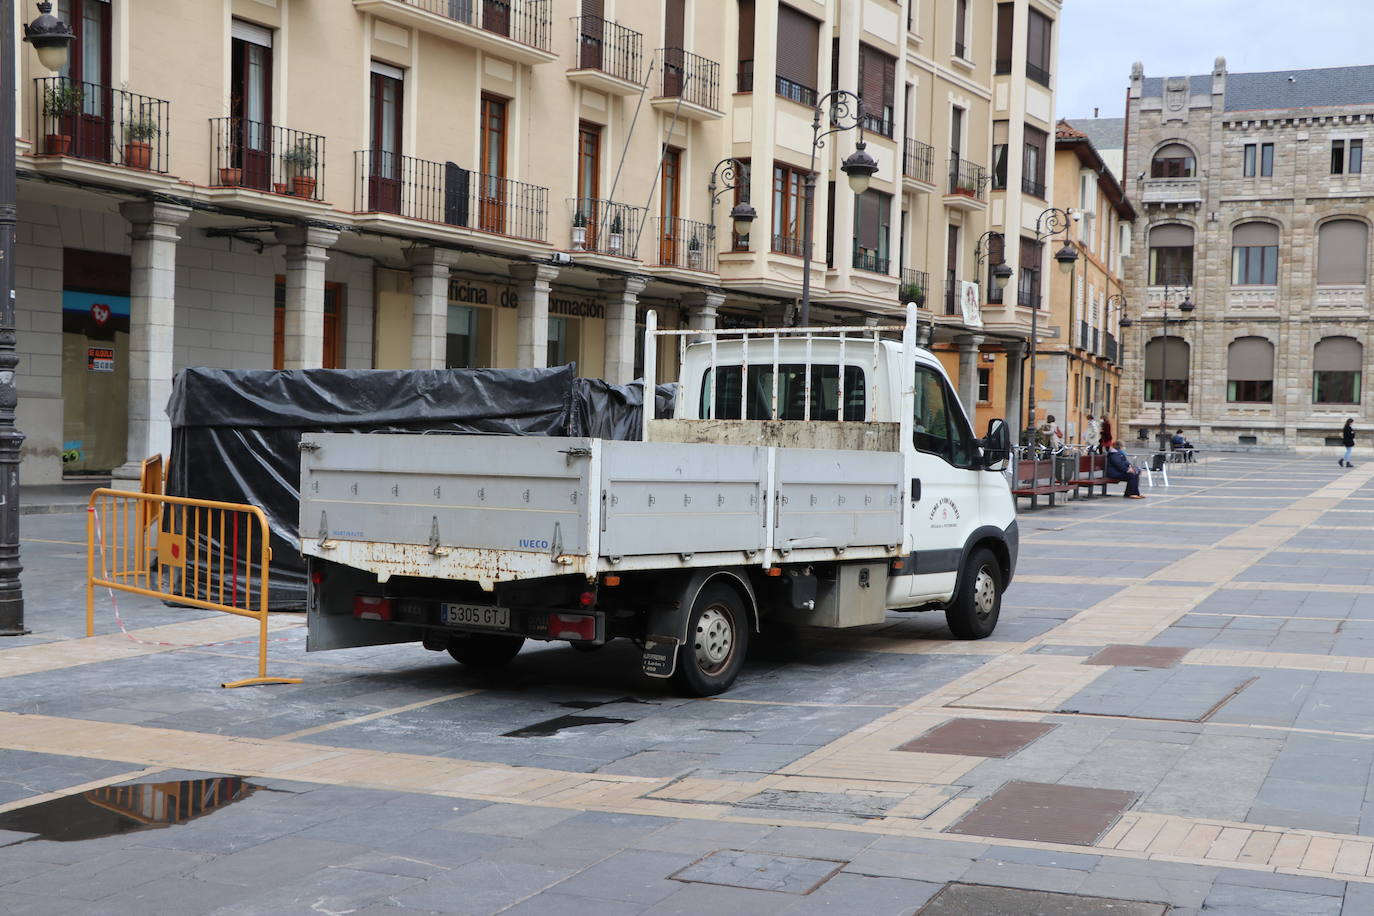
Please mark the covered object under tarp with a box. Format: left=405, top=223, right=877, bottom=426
left=166, top=365, right=666, bottom=609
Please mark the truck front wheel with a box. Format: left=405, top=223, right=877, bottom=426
left=945, top=548, right=1002, bottom=639
left=672, top=584, right=749, bottom=696
left=446, top=633, right=525, bottom=668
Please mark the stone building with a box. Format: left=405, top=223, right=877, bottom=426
left=13, top=0, right=1059, bottom=485
left=1121, top=58, right=1374, bottom=450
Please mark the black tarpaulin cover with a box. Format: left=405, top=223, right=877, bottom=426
left=165, top=365, right=672, bottom=609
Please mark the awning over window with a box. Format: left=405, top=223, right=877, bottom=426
left=1227, top=336, right=1274, bottom=381
left=1315, top=336, right=1363, bottom=372
left=1149, top=224, right=1193, bottom=247
left=1144, top=336, right=1190, bottom=380
left=1233, top=222, right=1279, bottom=246
left=1317, top=219, right=1369, bottom=284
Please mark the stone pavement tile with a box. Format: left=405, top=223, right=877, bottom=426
left=1076, top=870, right=1211, bottom=908
left=381, top=827, right=517, bottom=864
left=189, top=835, right=364, bottom=887
left=633, top=819, right=775, bottom=855
left=440, top=802, right=582, bottom=838
left=337, top=850, right=456, bottom=879
left=1212, top=868, right=1348, bottom=897
left=640, top=881, right=797, bottom=915
left=1209, top=668, right=1318, bottom=728
left=547, top=848, right=695, bottom=905
left=1148, top=627, right=1224, bottom=649
left=1140, top=734, right=1283, bottom=821
left=786, top=872, right=943, bottom=914
left=0, top=891, right=117, bottom=916
left=134, top=808, right=320, bottom=855
left=92, top=876, right=258, bottom=916
left=6, top=845, right=211, bottom=902
left=385, top=859, right=574, bottom=915
left=204, top=866, right=424, bottom=916
left=0, top=748, right=147, bottom=805
left=596, top=750, right=712, bottom=778
left=291, top=802, right=448, bottom=847
left=842, top=848, right=975, bottom=884
left=746, top=824, right=880, bottom=860
left=502, top=892, right=646, bottom=915
left=958, top=859, right=1089, bottom=894
left=1342, top=881, right=1374, bottom=915
left=983, top=844, right=1101, bottom=870
left=1228, top=616, right=1286, bottom=631
left=1199, top=883, right=1343, bottom=915
left=1246, top=803, right=1359, bottom=836
left=1061, top=736, right=1189, bottom=795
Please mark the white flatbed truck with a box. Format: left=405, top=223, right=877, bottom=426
left=301, top=306, right=1017, bottom=695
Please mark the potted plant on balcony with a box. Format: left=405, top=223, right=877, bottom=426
left=40, top=82, right=83, bottom=156
left=218, top=163, right=244, bottom=186
left=608, top=213, right=624, bottom=255
left=686, top=234, right=703, bottom=270
left=570, top=210, right=588, bottom=250
left=122, top=112, right=159, bottom=170
left=283, top=140, right=318, bottom=198
left=900, top=281, right=926, bottom=307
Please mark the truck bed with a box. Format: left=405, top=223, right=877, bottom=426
left=299, top=433, right=904, bottom=589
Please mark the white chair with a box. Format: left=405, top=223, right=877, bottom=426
left=1140, top=452, right=1169, bottom=487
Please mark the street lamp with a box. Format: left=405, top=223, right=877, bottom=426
left=799, top=89, right=877, bottom=327
left=706, top=157, right=756, bottom=243
left=1022, top=207, right=1079, bottom=443
left=973, top=231, right=1014, bottom=295
left=1099, top=293, right=1130, bottom=436
left=1, top=1, right=74, bottom=636
left=1154, top=278, right=1194, bottom=451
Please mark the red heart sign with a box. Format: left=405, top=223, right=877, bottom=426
left=91, top=303, right=111, bottom=326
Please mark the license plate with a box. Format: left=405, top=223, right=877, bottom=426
left=441, top=603, right=509, bottom=630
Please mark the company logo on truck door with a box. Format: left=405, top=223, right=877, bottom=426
left=519, top=537, right=551, bottom=549
left=928, top=497, right=961, bottom=529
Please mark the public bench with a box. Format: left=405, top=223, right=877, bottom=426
left=1073, top=452, right=1117, bottom=497
left=1010, top=456, right=1075, bottom=507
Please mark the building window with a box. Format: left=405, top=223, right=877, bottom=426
left=1150, top=142, right=1196, bottom=178
left=991, top=121, right=1008, bottom=189
left=367, top=63, right=404, bottom=213
left=1022, top=124, right=1047, bottom=198
left=1231, top=222, right=1279, bottom=286
left=853, top=189, right=891, bottom=272
left=1261, top=142, right=1274, bottom=176
left=994, top=2, right=1012, bottom=73
left=858, top=44, right=896, bottom=137
left=446, top=304, right=486, bottom=369
left=1226, top=336, right=1274, bottom=403
left=1148, top=224, right=1194, bottom=286
left=1317, top=219, right=1370, bottom=285
left=274, top=278, right=345, bottom=369
left=954, top=0, right=969, bottom=59
left=1025, top=8, right=1051, bottom=86
left=736, top=0, right=754, bottom=91
left=977, top=367, right=991, bottom=402
left=1332, top=139, right=1364, bottom=175
left=1243, top=143, right=1256, bottom=177
left=547, top=316, right=578, bottom=366
left=1314, top=336, right=1363, bottom=404
left=1143, top=335, right=1190, bottom=403
left=985, top=231, right=1005, bottom=303
left=1017, top=236, right=1041, bottom=308
left=230, top=21, right=273, bottom=191
left=775, top=4, right=820, bottom=106
left=771, top=162, right=808, bottom=256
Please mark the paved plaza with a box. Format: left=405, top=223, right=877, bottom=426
left=3, top=454, right=1374, bottom=914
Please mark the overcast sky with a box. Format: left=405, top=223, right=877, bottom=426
left=1057, top=0, right=1374, bottom=121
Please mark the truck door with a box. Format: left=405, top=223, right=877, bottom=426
left=896, top=364, right=983, bottom=604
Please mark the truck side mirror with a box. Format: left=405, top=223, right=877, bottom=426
left=981, top=418, right=1011, bottom=470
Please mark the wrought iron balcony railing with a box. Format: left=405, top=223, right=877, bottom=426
left=900, top=268, right=929, bottom=306
left=655, top=48, right=719, bottom=112
left=573, top=15, right=642, bottom=84
left=210, top=119, right=325, bottom=200
left=903, top=137, right=933, bottom=184
left=568, top=197, right=646, bottom=258
left=396, top=0, right=551, bottom=50
left=947, top=158, right=987, bottom=200
left=355, top=150, right=548, bottom=241
left=852, top=240, right=890, bottom=274
left=654, top=216, right=716, bottom=271
left=34, top=76, right=170, bottom=173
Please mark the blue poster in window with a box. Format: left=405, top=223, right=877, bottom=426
left=62, top=290, right=131, bottom=338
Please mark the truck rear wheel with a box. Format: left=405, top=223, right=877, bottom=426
left=672, top=584, right=749, bottom=697
left=446, top=633, right=525, bottom=668
left=945, top=548, right=1002, bottom=639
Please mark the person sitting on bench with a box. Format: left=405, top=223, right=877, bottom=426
left=1170, top=430, right=1194, bottom=461
left=1106, top=441, right=1145, bottom=499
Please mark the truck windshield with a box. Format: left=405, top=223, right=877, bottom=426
left=701, top=364, right=867, bottom=421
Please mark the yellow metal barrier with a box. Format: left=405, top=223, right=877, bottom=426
left=86, top=488, right=302, bottom=689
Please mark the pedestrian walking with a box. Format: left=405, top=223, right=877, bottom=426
left=1098, top=417, right=1113, bottom=453
left=1340, top=418, right=1356, bottom=467
left=1106, top=441, right=1145, bottom=499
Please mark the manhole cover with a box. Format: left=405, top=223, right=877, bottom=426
left=670, top=849, right=845, bottom=894
left=736, top=789, right=901, bottom=819
left=897, top=718, right=1057, bottom=758
left=946, top=781, right=1136, bottom=846
left=1085, top=645, right=1188, bottom=669
left=919, top=883, right=1167, bottom=915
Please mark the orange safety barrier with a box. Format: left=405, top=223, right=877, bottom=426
left=85, top=487, right=301, bottom=689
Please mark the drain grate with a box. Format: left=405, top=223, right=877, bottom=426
left=1085, top=645, right=1188, bottom=669
left=946, top=781, right=1136, bottom=846
left=919, top=883, right=1168, bottom=915
left=898, top=718, right=1057, bottom=758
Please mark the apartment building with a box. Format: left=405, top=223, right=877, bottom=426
left=1122, top=58, right=1374, bottom=449
left=14, top=0, right=1059, bottom=485
left=1034, top=119, right=1134, bottom=446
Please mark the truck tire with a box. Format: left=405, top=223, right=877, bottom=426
left=945, top=548, right=1002, bottom=639
left=446, top=633, right=525, bottom=668
left=672, top=584, right=749, bottom=697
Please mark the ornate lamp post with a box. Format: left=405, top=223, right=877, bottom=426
left=1154, top=278, right=1194, bottom=450
left=1102, top=293, right=1131, bottom=438
left=973, top=231, right=1015, bottom=297
left=798, top=89, right=878, bottom=327
left=1023, top=207, right=1079, bottom=443
left=706, top=157, right=756, bottom=251
left=0, top=2, right=74, bottom=636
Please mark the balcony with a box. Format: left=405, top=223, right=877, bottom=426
left=653, top=217, right=716, bottom=272
left=994, top=58, right=1012, bottom=75
left=902, top=137, right=935, bottom=190
left=651, top=48, right=721, bottom=120
left=1026, top=61, right=1051, bottom=88
left=944, top=158, right=988, bottom=211
left=1106, top=331, right=1119, bottom=364
left=1226, top=285, right=1278, bottom=315
left=1022, top=175, right=1046, bottom=199
left=737, top=58, right=754, bottom=93
left=569, top=15, right=643, bottom=94
left=568, top=198, right=646, bottom=258
left=771, top=234, right=805, bottom=257
left=354, top=150, right=548, bottom=242
left=1141, top=177, right=1203, bottom=205
left=900, top=268, right=929, bottom=306
left=33, top=76, right=171, bottom=174
left=352, top=0, right=555, bottom=65
left=943, top=278, right=962, bottom=316
left=852, top=241, right=890, bottom=275
left=209, top=119, right=326, bottom=202
left=776, top=75, right=818, bottom=107
left=1313, top=284, right=1368, bottom=312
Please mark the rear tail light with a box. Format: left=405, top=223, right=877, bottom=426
left=352, top=595, right=393, bottom=621
left=550, top=613, right=596, bottom=641
left=311, top=568, right=325, bottom=585
left=578, top=591, right=595, bottom=607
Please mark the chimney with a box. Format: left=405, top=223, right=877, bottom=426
left=1094, top=107, right=1099, bottom=118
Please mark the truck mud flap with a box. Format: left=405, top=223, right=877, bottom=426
left=642, top=635, right=680, bottom=678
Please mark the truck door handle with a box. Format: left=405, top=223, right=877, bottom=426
left=910, top=478, right=921, bottom=504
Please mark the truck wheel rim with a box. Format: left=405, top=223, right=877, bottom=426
left=695, top=606, right=734, bottom=673
left=973, top=567, right=997, bottom=619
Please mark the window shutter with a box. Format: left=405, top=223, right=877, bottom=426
left=738, top=0, right=754, bottom=64
left=1227, top=337, right=1273, bottom=381
left=665, top=0, right=685, bottom=49
left=860, top=45, right=885, bottom=120
left=995, top=3, right=1013, bottom=63
left=1317, top=219, right=1369, bottom=284
left=855, top=192, right=878, bottom=249
left=1145, top=337, right=1190, bottom=380
left=1233, top=222, right=1279, bottom=246
left=1149, top=224, right=1193, bottom=247
left=1315, top=336, right=1363, bottom=372
left=1155, top=143, right=1193, bottom=159
left=776, top=5, right=820, bottom=90
left=582, top=0, right=603, bottom=16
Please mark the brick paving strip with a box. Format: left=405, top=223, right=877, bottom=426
left=5, top=460, right=1374, bottom=891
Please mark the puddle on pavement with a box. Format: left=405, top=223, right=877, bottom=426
left=503, top=714, right=633, bottom=737
left=0, top=775, right=257, bottom=843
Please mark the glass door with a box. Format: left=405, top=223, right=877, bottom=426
left=230, top=23, right=272, bottom=190
left=480, top=95, right=507, bottom=234
left=368, top=68, right=403, bottom=213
